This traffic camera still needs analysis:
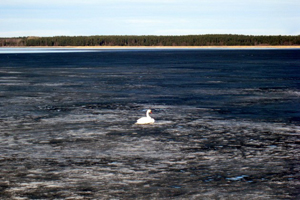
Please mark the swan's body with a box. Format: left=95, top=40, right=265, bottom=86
left=135, top=109, right=155, bottom=125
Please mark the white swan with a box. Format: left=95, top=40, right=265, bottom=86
left=135, top=109, right=155, bottom=125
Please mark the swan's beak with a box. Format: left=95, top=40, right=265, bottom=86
left=149, top=110, right=152, bottom=114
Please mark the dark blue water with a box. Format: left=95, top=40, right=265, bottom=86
left=1, top=49, right=300, bottom=123
left=0, top=49, right=300, bottom=199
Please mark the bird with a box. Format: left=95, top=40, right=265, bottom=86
left=135, top=109, right=155, bottom=125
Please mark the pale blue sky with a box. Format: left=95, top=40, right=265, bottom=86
left=1, top=0, right=299, bottom=37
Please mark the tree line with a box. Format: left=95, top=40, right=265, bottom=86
left=1, top=35, right=300, bottom=47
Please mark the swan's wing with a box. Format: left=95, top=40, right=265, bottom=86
left=136, top=117, right=147, bottom=124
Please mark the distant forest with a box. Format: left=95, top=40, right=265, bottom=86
left=1, top=35, right=300, bottom=47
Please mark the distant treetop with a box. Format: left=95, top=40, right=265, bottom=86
left=1, top=34, right=300, bottom=47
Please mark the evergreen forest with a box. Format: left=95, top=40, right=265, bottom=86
left=1, top=35, right=300, bottom=47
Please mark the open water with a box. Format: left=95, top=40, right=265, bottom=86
left=0, top=48, right=300, bottom=199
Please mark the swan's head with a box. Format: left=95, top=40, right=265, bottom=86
left=147, top=109, right=152, bottom=114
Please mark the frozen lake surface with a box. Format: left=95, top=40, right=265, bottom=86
left=0, top=49, right=300, bottom=199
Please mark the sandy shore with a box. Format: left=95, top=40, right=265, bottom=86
left=73, top=45, right=300, bottom=49
left=2, top=45, right=300, bottom=49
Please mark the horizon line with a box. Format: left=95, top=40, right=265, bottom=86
left=1, top=34, right=300, bottom=38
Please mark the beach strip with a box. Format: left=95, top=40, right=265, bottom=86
left=2, top=45, right=300, bottom=49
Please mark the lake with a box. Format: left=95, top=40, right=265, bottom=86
left=0, top=48, right=299, bottom=199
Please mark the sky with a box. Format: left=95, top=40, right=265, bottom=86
left=1, top=0, right=300, bottom=37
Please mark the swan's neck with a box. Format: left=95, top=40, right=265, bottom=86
left=146, top=112, right=151, bottom=118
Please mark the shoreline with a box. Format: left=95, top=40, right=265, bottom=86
left=1, top=45, right=300, bottom=49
